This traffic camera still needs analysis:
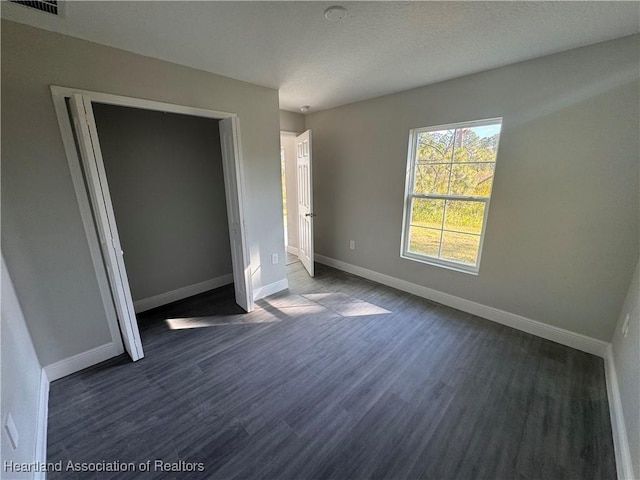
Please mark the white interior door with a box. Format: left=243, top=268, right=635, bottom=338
left=296, top=130, right=314, bottom=276
left=219, top=117, right=254, bottom=311
left=68, top=94, right=144, bottom=361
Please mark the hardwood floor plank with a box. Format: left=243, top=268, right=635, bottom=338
left=46, top=262, right=617, bottom=479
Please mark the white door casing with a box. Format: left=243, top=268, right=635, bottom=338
left=62, top=88, right=255, bottom=364
left=219, top=117, right=254, bottom=311
left=68, top=93, right=144, bottom=361
left=296, top=130, right=314, bottom=276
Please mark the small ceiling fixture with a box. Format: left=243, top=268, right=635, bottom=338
left=300, top=105, right=311, bottom=113
left=324, top=6, right=348, bottom=22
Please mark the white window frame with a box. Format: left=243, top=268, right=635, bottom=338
left=400, top=117, right=503, bottom=274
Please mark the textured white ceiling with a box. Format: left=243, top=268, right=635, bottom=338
left=2, top=1, right=639, bottom=112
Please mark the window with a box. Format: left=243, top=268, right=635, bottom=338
left=401, top=118, right=502, bottom=274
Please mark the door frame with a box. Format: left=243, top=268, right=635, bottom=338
left=50, top=85, right=254, bottom=359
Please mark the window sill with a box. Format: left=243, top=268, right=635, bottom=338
left=400, top=253, right=479, bottom=275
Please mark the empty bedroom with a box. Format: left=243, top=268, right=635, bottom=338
left=2, top=2, right=639, bottom=479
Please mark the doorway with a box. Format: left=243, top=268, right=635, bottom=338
left=52, top=87, right=253, bottom=361
left=90, top=103, right=233, bottom=309
left=280, top=130, right=314, bottom=275
left=280, top=132, right=298, bottom=266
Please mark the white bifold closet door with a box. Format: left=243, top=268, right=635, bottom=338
left=68, top=93, right=144, bottom=361
left=219, top=117, right=253, bottom=312
left=68, top=95, right=254, bottom=362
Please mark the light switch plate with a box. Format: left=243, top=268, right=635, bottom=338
left=4, top=413, right=18, bottom=450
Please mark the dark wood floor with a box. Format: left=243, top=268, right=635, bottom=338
left=47, top=262, right=616, bottom=479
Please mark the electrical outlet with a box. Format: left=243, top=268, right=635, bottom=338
left=271, top=253, right=279, bottom=265
left=4, top=413, right=18, bottom=450
left=349, top=240, right=356, bottom=250
left=622, top=314, right=630, bottom=338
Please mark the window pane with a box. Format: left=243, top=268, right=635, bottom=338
left=414, top=164, right=451, bottom=194
left=408, top=226, right=441, bottom=257
left=450, top=163, right=495, bottom=196
left=444, top=200, right=485, bottom=235
left=416, top=129, right=454, bottom=163
left=411, top=198, right=444, bottom=229
left=403, top=120, right=502, bottom=272
left=452, top=124, right=501, bottom=163
left=441, top=231, right=480, bottom=265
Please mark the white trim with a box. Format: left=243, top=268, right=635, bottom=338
left=410, top=117, right=504, bottom=135
left=44, top=342, right=120, bottom=382
left=286, top=245, right=299, bottom=256
left=220, top=116, right=255, bottom=312
left=253, top=279, right=289, bottom=301
left=51, top=86, right=235, bottom=120
left=133, top=274, right=234, bottom=313
left=34, top=369, right=49, bottom=480
left=604, top=345, right=635, bottom=480
left=68, top=93, right=144, bottom=361
left=315, top=254, right=609, bottom=357
left=400, top=251, right=479, bottom=276
left=50, top=88, right=125, bottom=356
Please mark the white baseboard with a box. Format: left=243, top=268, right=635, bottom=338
left=286, top=245, right=299, bottom=256
left=133, top=274, right=234, bottom=313
left=253, top=278, right=289, bottom=301
left=44, top=342, right=120, bottom=381
left=34, top=369, right=49, bottom=480
left=315, top=254, right=609, bottom=357
left=605, top=345, right=635, bottom=480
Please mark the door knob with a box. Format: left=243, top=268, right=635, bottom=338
left=305, top=213, right=317, bottom=217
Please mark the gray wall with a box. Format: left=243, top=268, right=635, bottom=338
left=92, top=104, right=232, bottom=302
left=1, top=20, right=285, bottom=366
left=611, top=260, right=640, bottom=478
left=279, top=109, right=306, bottom=133
left=1, top=256, right=44, bottom=479
left=305, top=34, right=640, bottom=341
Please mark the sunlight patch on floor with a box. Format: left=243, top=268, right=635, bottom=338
left=269, top=304, right=329, bottom=316
left=302, top=292, right=391, bottom=317
left=330, top=302, right=391, bottom=317
left=165, top=311, right=279, bottom=329
left=166, top=292, right=392, bottom=330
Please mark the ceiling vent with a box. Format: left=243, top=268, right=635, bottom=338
left=9, top=0, right=58, bottom=15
